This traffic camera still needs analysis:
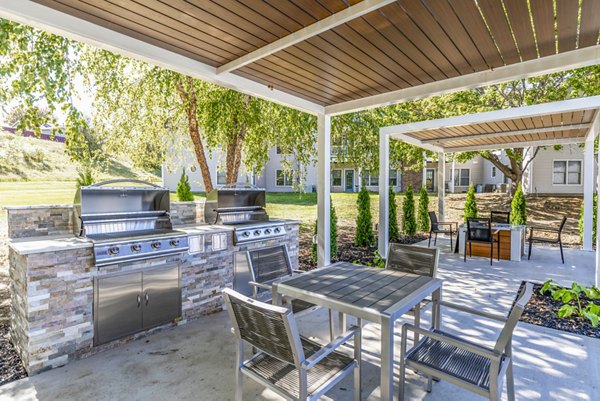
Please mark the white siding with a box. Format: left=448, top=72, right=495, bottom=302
left=530, top=144, right=591, bottom=194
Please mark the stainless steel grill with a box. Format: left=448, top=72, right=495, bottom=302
left=73, top=179, right=189, bottom=266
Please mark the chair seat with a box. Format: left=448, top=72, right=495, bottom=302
left=244, top=337, right=355, bottom=399
left=529, top=236, right=559, bottom=243
left=433, top=229, right=453, bottom=234
left=406, top=330, right=504, bottom=391
left=291, top=299, right=318, bottom=314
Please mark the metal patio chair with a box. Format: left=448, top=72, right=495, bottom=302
left=490, top=211, right=510, bottom=225
left=399, top=282, right=534, bottom=401
left=528, top=216, right=567, bottom=264
left=428, top=211, right=458, bottom=250
left=246, top=244, right=334, bottom=340
left=386, top=243, right=440, bottom=342
left=223, top=288, right=361, bottom=401
left=465, top=218, right=500, bottom=265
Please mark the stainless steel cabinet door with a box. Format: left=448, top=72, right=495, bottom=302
left=95, top=272, right=143, bottom=345
left=142, top=264, right=181, bottom=329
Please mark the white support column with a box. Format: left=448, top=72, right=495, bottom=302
left=449, top=159, right=455, bottom=193
left=378, top=134, right=390, bottom=257
left=597, top=153, right=600, bottom=287
left=317, top=114, right=331, bottom=267
left=521, top=146, right=535, bottom=195
left=583, top=134, right=595, bottom=251
left=437, top=153, right=446, bottom=220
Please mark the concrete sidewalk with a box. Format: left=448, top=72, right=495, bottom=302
left=1, top=242, right=598, bottom=401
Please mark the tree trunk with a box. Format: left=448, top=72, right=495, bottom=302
left=176, top=77, right=213, bottom=193
left=480, top=147, right=540, bottom=196
left=224, top=95, right=249, bottom=185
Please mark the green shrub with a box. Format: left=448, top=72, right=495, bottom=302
left=402, top=185, right=417, bottom=235
left=511, top=184, right=527, bottom=225
left=417, top=186, right=430, bottom=232
left=176, top=169, right=194, bottom=201
left=541, top=280, right=600, bottom=327
left=311, top=197, right=338, bottom=262
left=388, top=187, right=399, bottom=242
left=76, top=167, right=94, bottom=188
left=579, top=194, right=597, bottom=245
left=355, top=187, right=375, bottom=246
left=464, top=184, right=478, bottom=222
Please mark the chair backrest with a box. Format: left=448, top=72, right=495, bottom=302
left=490, top=211, right=510, bottom=224
left=428, top=211, right=439, bottom=231
left=385, top=243, right=439, bottom=277
left=493, top=282, right=534, bottom=353
left=222, top=288, right=304, bottom=366
left=466, top=218, right=492, bottom=242
left=247, top=244, right=292, bottom=284
left=557, top=216, right=567, bottom=235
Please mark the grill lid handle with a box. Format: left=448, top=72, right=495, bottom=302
left=87, top=179, right=162, bottom=188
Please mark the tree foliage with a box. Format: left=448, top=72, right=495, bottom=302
left=355, top=187, right=375, bottom=246
left=511, top=184, right=527, bottom=225
left=176, top=170, right=194, bottom=202
left=464, top=184, right=478, bottom=222
left=402, top=186, right=417, bottom=235
left=389, top=187, right=399, bottom=242
left=418, top=186, right=430, bottom=232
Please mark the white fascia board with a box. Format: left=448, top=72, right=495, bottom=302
left=421, top=123, right=591, bottom=144
left=446, top=137, right=586, bottom=152
left=379, top=96, right=600, bottom=137
left=0, top=0, right=324, bottom=115
left=326, top=47, right=600, bottom=116
left=385, top=132, right=444, bottom=153
left=585, top=110, right=600, bottom=142
left=217, top=0, right=397, bottom=75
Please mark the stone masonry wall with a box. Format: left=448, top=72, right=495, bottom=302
left=10, top=246, right=95, bottom=373
left=170, top=200, right=205, bottom=226
left=6, top=205, right=73, bottom=239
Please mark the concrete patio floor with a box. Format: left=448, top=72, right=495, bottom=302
left=1, top=241, right=598, bottom=401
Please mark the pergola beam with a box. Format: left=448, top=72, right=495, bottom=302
left=216, top=0, right=396, bottom=75
left=445, top=136, right=586, bottom=152
left=421, top=124, right=591, bottom=144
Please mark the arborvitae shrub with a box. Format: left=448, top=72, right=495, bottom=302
left=402, top=185, right=417, bottom=235
left=417, top=186, right=430, bottom=232
left=355, top=187, right=375, bottom=246
left=579, top=194, right=597, bottom=245
left=389, top=187, right=399, bottom=242
left=176, top=169, right=194, bottom=201
left=312, top=197, right=338, bottom=262
left=511, top=184, right=527, bottom=226
left=464, top=184, right=478, bottom=222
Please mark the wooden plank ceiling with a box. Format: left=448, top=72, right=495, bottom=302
left=409, top=109, right=596, bottom=150
left=33, top=0, right=600, bottom=106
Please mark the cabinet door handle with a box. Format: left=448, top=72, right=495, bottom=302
left=137, top=294, right=141, bottom=308
left=145, top=292, right=149, bottom=306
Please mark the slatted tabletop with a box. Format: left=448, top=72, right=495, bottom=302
left=274, top=261, right=442, bottom=323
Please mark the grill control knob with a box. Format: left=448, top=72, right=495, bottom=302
left=130, top=244, right=142, bottom=253
left=242, top=231, right=250, bottom=237
left=253, top=230, right=261, bottom=236
left=151, top=242, right=162, bottom=250
left=264, top=228, right=272, bottom=234
left=108, top=247, right=120, bottom=256
left=169, top=239, right=180, bottom=247
left=274, top=227, right=281, bottom=233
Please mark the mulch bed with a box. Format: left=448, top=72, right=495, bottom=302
left=0, top=320, right=27, bottom=386
left=518, top=281, right=600, bottom=339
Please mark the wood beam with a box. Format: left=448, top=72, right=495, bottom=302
left=445, top=136, right=586, bottom=152
left=216, top=0, right=396, bottom=75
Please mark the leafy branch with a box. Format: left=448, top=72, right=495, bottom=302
left=540, top=280, right=600, bottom=327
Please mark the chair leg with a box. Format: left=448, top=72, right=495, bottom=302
left=449, top=229, right=453, bottom=250
left=469, top=242, right=472, bottom=257
left=235, top=340, right=244, bottom=401
left=399, top=330, right=407, bottom=401
left=528, top=239, right=533, bottom=260
left=464, top=240, right=467, bottom=262
left=426, top=375, right=433, bottom=393
left=434, top=232, right=438, bottom=246
left=428, top=231, right=432, bottom=247
left=507, top=339, right=515, bottom=401
left=354, top=319, right=362, bottom=401
left=560, top=240, right=564, bottom=264
left=497, top=236, right=501, bottom=261
left=328, top=309, right=334, bottom=341
left=490, top=242, right=493, bottom=266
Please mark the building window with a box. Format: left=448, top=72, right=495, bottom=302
left=217, top=170, right=227, bottom=185
left=389, top=169, right=397, bottom=186
left=332, top=169, right=342, bottom=186
left=425, top=169, right=435, bottom=192
left=491, top=166, right=496, bottom=178
left=453, top=169, right=470, bottom=186
left=362, top=170, right=378, bottom=186
left=276, top=170, right=293, bottom=186
left=553, top=160, right=582, bottom=185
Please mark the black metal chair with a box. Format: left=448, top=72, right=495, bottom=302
left=399, top=283, right=534, bottom=401
left=528, top=216, right=567, bottom=264
left=428, top=211, right=458, bottom=249
left=246, top=245, right=334, bottom=340
left=223, top=288, right=361, bottom=401
left=490, top=211, right=510, bottom=225
left=465, top=218, right=500, bottom=265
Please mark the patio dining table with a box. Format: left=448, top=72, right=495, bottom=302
left=273, top=261, right=443, bottom=401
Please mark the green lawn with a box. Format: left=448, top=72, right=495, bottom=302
left=0, top=181, right=78, bottom=206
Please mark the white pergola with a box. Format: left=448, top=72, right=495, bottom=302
left=378, top=96, right=600, bottom=286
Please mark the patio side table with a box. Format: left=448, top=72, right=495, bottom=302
left=273, top=262, right=443, bottom=401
